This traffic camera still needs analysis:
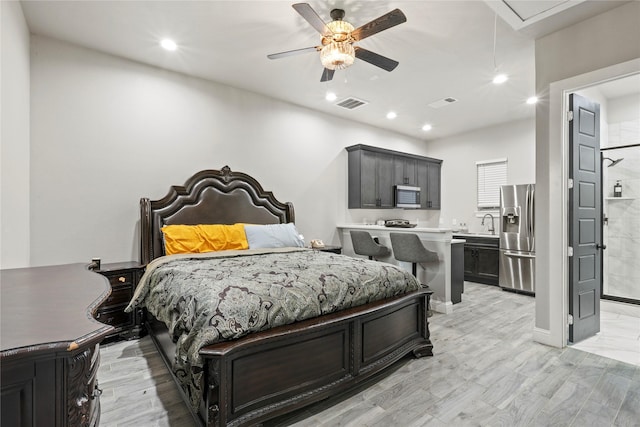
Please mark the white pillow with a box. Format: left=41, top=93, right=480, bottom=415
left=244, top=223, right=305, bottom=249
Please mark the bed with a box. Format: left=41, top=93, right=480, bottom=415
left=133, top=166, right=433, bottom=426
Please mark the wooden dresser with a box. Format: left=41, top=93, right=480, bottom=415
left=0, top=264, right=114, bottom=427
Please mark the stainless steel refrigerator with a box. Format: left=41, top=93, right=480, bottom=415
left=499, top=184, right=535, bottom=293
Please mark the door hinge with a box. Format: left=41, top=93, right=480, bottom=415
left=568, top=246, right=574, bottom=257
left=567, top=110, right=574, bottom=121
left=568, top=178, right=573, bottom=189
left=568, top=314, right=574, bottom=325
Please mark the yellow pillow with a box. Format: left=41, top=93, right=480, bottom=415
left=161, top=224, right=248, bottom=255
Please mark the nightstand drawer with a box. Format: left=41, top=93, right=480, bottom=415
left=95, top=307, right=132, bottom=328
left=105, top=271, right=135, bottom=287
left=94, top=262, right=144, bottom=341
left=102, top=285, right=133, bottom=307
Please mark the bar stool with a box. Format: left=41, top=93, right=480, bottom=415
left=389, top=232, right=439, bottom=277
left=350, top=230, right=391, bottom=261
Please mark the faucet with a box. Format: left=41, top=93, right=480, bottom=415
left=481, top=213, right=496, bottom=235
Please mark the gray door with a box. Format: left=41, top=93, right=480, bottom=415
left=568, top=93, right=602, bottom=343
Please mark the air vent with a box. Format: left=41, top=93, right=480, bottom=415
left=335, top=97, right=369, bottom=110
left=428, top=97, right=458, bottom=109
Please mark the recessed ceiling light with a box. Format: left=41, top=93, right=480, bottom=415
left=526, top=96, right=538, bottom=105
left=160, top=39, right=177, bottom=51
left=422, top=124, right=432, bottom=131
left=325, top=92, right=337, bottom=102
left=492, top=74, right=508, bottom=84
left=386, top=111, right=397, bottom=120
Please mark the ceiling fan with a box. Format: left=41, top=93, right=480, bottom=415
left=267, top=3, right=407, bottom=82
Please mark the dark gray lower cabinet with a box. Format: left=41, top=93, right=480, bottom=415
left=451, top=241, right=464, bottom=303
left=455, top=235, right=500, bottom=285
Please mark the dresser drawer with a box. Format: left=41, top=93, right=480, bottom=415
left=95, top=307, right=133, bottom=328
left=102, top=285, right=133, bottom=307
left=87, top=346, right=101, bottom=426
left=67, top=344, right=102, bottom=427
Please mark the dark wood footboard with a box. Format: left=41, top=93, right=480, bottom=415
left=195, top=288, right=433, bottom=427
left=145, top=288, right=432, bottom=426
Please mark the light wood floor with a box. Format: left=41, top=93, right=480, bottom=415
left=98, top=282, right=640, bottom=426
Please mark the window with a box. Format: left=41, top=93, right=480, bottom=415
left=476, top=158, right=507, bottom=209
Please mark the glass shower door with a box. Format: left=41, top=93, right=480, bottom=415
left=602, top=144, right=640, bottom=304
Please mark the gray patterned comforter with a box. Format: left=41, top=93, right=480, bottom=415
left=126, top=247, right=421, bottom=408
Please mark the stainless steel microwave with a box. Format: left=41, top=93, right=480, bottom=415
left=395, top=185, right=421, bottom=208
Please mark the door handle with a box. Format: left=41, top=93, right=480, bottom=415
left=595, top=243, right=607, bottom=250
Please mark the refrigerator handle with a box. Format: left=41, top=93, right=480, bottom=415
left=529, top=186, right=535, bottom=239
left=504, top=251, right=536, bottom=259
left=524, top=185, right=531, bottom=241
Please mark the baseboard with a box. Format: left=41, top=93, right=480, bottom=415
left=432, top=300, right=453, bottom=314
left=533, top=326, right=563, bottom=348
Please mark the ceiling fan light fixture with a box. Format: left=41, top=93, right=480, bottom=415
left=269, top=5, right=405, bottom=82
left=325, top=19, right=354, bottom=39
left=320, top=42, right=355, bottom=70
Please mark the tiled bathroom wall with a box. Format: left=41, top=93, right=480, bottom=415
left=603, top=118, right=640, bottom=301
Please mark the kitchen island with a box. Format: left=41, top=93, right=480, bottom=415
left=337, top=224, right=462, bottom=314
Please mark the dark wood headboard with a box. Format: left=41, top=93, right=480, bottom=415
left=140, top=166, right=295, bottom=264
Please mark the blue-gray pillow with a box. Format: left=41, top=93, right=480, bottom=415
left=244, top=223, right=305, bottom=249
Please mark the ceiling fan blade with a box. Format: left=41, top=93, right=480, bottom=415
left=292, top=3, right=330, bottom=35
left=354, top=47, right=399, bottom=72
left=267, top=46, right=320, bottom=60
left=320, top=68, right=335, bottom=82
left=351, top=9, right=406, bottom=41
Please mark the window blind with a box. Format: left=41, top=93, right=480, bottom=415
left=476, top=159, right=507, bottom=208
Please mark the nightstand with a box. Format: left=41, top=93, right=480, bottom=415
left=312, top=245, right=342, bottom=254
left=94, top=261, right=145, bottom=340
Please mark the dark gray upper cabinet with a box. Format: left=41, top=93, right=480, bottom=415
left=416, top=160, right=441, bottom=210
left=347, top=144, right=442, bottom=210
left=426, top=161, right=441, bottom=209
left=348, top=147, right=395, bottom=208
left=394, top=156, right=418, bottom=186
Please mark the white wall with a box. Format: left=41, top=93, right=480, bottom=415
left=28, top=36, right=431, bottom=267
left=1, top=1, right=31, bottom=269
left=534, top=1, right=640, bottom=346
left=425, top=118, right=535, bottom=233
left=608, top=92, right=640, bottom=124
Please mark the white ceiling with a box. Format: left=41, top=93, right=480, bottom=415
left=19, top=1, right=628, bottom=141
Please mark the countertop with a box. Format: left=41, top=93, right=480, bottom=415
left=337, top=224, right=452, bottom=233
left=1, top=263, right=113, bottom=357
